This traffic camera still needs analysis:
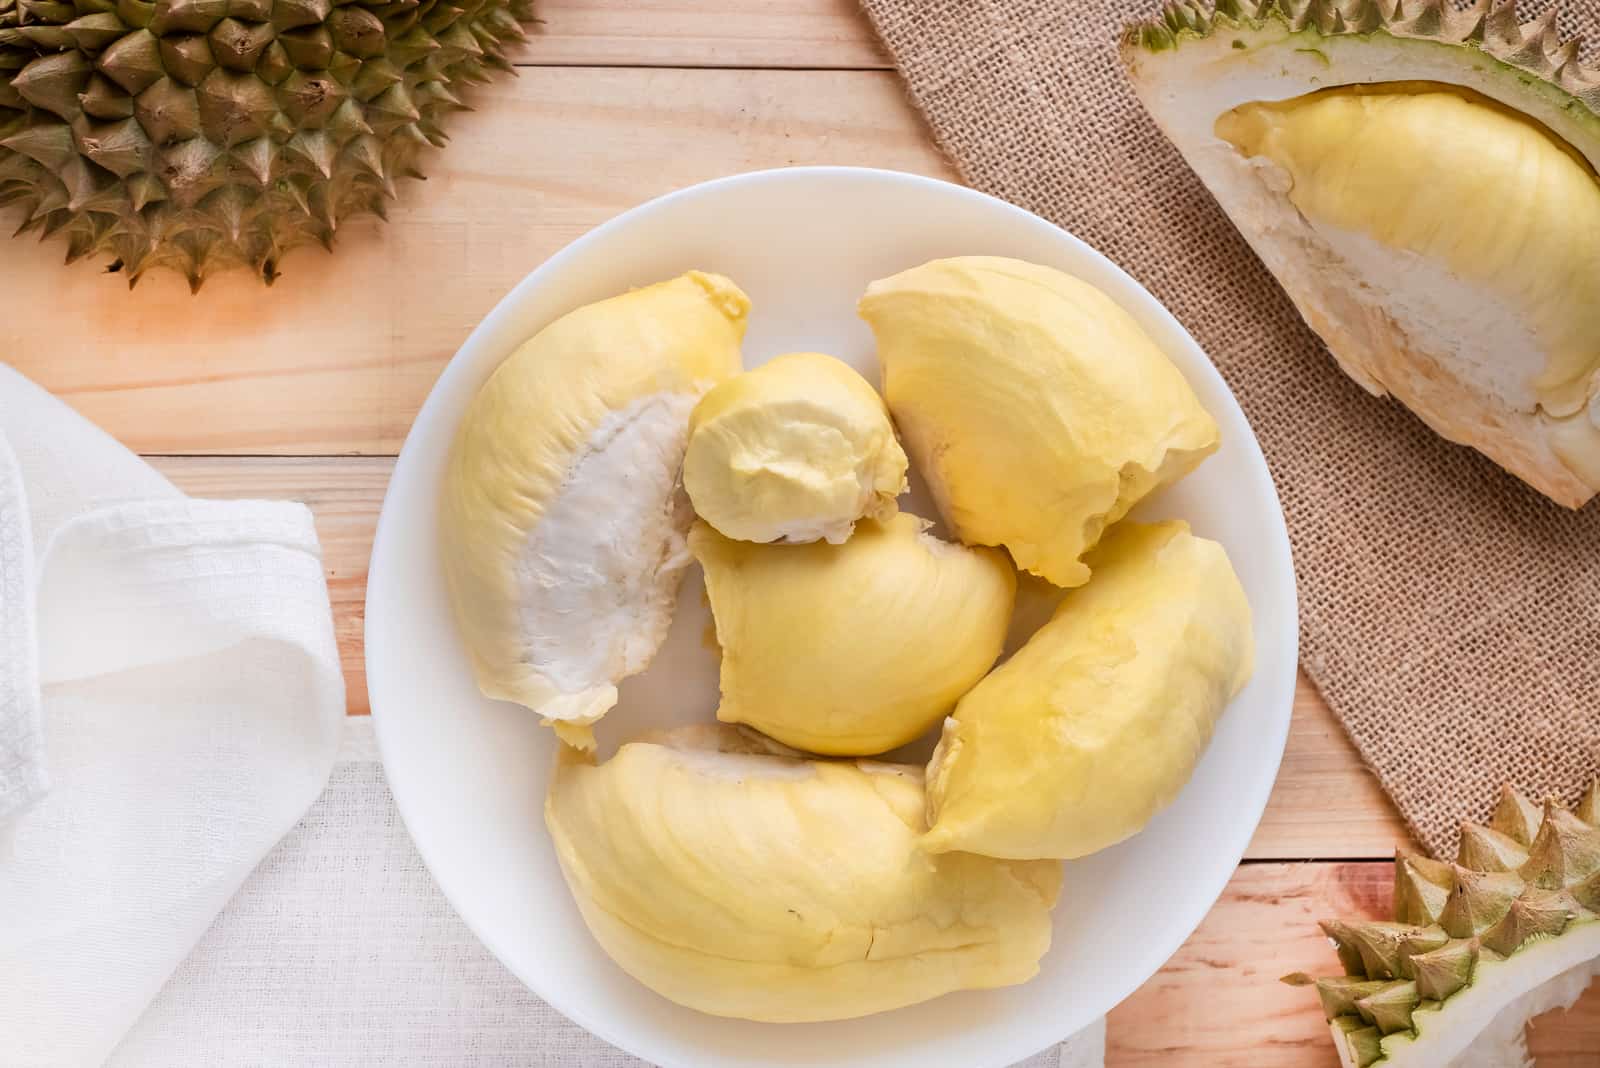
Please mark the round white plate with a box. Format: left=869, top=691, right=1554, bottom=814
left=367, top=166, right=1298, bottom=1068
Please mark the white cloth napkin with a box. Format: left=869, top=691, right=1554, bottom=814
left=0, top=364, right=346, bottom=1067
left=112, top=716, right=1107, bottom=1068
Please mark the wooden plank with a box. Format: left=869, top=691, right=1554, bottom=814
left=1107, top=861, right=1600, bottom=1066
left=0, top=69, right=950, bottom=457
left=147, top=455, right=1411, bottom=861
left=513, top=0, right=889, bottom=69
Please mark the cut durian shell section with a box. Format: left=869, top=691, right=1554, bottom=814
left=923, top=520, right=1253, bottom=860
left=690, top=511, right=1015, bottom=757
left=860, top=256, right=1219, bottom=589
left=441, top=271, right=747, bottom=750
left=544, top=724, right=1061, bottom=1022
left=1284, top=781, right=1600, bottom=1068
left=683, top=351, right=909, bottom=545
left=1122, top=0, right=1600, bottom=507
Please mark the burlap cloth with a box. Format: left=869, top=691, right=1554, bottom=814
left=858, top=0, right=1600, bottom=859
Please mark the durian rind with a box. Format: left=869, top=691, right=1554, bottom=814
left=922, top=519, right=1254, bottom=860
left=1122, top=0, right=1600, bottom=507
left=1290, top=783, right=1600, bottom=1067
left=691, top=511, right=1016, bottom=756
left=860, top=256, right=1220, bottom=588
left=683, top=351, right=909, bottom=545
left=0, top=0, right=537, bottom=288
left=442, top=271, right=747, bottom=749
left=544, top=725, right=1061, bottom=1022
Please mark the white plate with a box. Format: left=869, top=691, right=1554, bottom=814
left=366, top=166, right=1298, bottom=1068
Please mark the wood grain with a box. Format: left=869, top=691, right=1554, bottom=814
left=0, top=69, right=950, bottom=456
left=148, top=454, right=1410, bottom=862
left=1108, top=862, right=1600, bottom=1066
left=514, top=0, right=889, bottom=69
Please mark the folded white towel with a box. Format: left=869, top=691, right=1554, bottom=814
left=0, top=365, right=345, bottom=1067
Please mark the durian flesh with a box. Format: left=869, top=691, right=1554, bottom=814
left=544, top=725, right=1061, bottom=1022
left=923, top=520, right=1254, bottom=860
left=691, top=511, right=1015, bottom=756
left=683, top=351, right=909, bottom=545
left=859, top=256, right=1219, bottom=588
left=1285, top=783, right=1600, bottom=1068
left=1123, top=1, right=1600, bottom=507
left=441, top=271, right=747, bottom=749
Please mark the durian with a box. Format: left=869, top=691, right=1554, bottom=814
left=1285, top=782, right=1600, bottom=1068
left=0, top=0, right=533, bottom=289
left=690, top=511, right=1015, bottom=756
left=1122, top=0, right=1600, bottom=507
left=441, top=271, right=747, bottom=750
left=544, top=724, right=1061, bottom=1022
left=859, top=256, right=1219, bottom=588
left=923, top=520, right=1254, bottom=860
left=683, top=351, right=908, bottom=545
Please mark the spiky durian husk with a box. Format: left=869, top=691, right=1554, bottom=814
left=1285, top=782, right=1600, bottom=1067
left=1128, top=0, right=1600, bottom=110
left=0, top=0, right=533, bottom=289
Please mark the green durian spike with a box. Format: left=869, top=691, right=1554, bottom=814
left=1519, top=801, right=1600, bottom=890
left=1491, top=785, right=1543, bottom=847
left=1440, top=865, right=1525, bottom=938
left=1394, top=850, right=1452, bottom=926
left=1407, top=937, right=1479, bottom=1002
left=1458, top=822, right=1530, bottom=873
left=1480, top=888, right=1579, bottom=957
left=1355, top=980, right=1420, bottom=1036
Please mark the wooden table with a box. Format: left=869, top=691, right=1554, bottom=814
left=3, top=2, right=1594, bottom=1063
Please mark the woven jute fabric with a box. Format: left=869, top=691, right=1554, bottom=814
left=859, top=0, right=1600, bottom=859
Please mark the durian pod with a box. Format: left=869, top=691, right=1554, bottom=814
left=544, top=725, right=1061, bottom=1022
left=922, top=520, right=1253, bottom=860
left=683, top=351, right=908, bottom=546
left=690, top=511, right=1015, bottom=757
left=858, top=256, right=1219, bottom=588
left=441, top=272, right=747, bottom=750
left=1122, top=0, right=1600, bottom=507
left=0, top=0, right=536, bottom=286
left=1285, top=782, right=1600, bottom=1067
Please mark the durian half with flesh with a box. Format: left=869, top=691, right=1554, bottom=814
left=1284, top=783, right=1600, bottom=1068
left=545, top=724, right=1061, bottom=1022
left=441, top=271, right=747, bottom=749
left=1122, top=0, right=1600, bottom=507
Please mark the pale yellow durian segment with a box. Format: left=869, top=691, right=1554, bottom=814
left=923, top=520, right=1253, bottom=861
left=545, top=726, right=1060, bottom=1022
left=1216, top=86, right=1600, bottom=422
left=683, top=351, right=909, bottom=544
left=859, top=257, right=1219, bottom=589
left=441, top=271, right=748, bottom=748
left=691, top=512, right=1015, bottom=756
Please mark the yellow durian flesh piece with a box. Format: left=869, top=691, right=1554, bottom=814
left=683, top=351, right=909, bottom=545
left=545, top=726, right=1061, bottom=1023
left=691, top=512, right=1015, bottom=756
left=1215, top=86, right=1600, bottom=499
left=1216, top=86, right=1600, bottom=419
left=859, top=257, right=1219, bottom=589
left=441, top=271, right=747, bottom=749
left=923, top=520, right=1253, bottom=861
